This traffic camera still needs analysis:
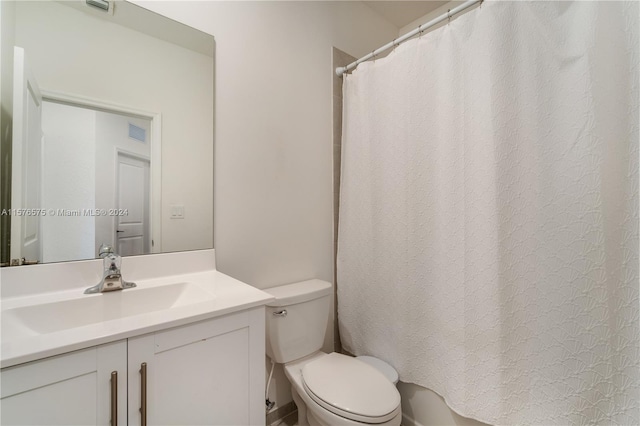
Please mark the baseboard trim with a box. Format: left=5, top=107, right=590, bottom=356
left=402, top=412, right=425, bottom=426
left=266, top=401, right=297, bottom=426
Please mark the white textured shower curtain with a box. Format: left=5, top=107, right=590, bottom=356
left=337, top=1, right=639, bottom=425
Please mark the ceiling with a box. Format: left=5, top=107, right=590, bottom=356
left=363, top=1, right=450, bottom=29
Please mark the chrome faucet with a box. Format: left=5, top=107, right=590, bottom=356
left=84, top=244, right=136, bottom=294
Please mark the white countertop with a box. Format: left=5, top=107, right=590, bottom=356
left=1, top=250, right=274, bottom=368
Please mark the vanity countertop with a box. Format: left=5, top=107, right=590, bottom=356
left=0, top=251, right=274, bottom=368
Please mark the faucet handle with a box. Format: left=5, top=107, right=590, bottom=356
left=103, top=253, right=121, bottom=273
left=99, top=243, right=114, bottom=258
left=84, top=247, right=136, bottom=294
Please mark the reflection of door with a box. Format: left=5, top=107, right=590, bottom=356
left=10, top=47, right=42, bottom=265
left=115, top=153, right=149, bottom=256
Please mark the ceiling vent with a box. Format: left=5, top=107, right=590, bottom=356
left=128, top=123, right=147, bottom=143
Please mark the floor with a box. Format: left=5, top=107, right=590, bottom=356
left=272, top=410, right=297, bottom=426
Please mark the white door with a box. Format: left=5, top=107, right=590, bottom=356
left=115, top=153, right=149, bottom=256
left=10, top=47, right=43, bottom=265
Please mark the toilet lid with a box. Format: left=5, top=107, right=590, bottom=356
left=301, top=353, right=401, bottom=423
left=356, top=356, right=399, bottom=384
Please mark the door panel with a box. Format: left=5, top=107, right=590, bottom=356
left=116, top=153, right=149, bottom=256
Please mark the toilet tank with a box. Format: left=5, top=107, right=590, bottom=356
left=264, top=279, right=332, bottom=363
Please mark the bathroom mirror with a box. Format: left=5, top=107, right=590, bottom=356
left=0, top=0, right=214, bottom=266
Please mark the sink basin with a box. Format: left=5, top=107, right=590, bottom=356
left=2, top=282, right=214, bottom=337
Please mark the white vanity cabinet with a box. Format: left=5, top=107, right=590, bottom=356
left=128, top=308, right=265, bottom=425
left=0, top=341, right=128, bottom=425
left=1, top=307, right=265, bottom=426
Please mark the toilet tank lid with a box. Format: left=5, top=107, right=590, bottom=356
left=264, top=279, right=331, bottom=307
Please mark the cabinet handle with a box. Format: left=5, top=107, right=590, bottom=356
left=110, top=371, right=117, bottom=426
left=140, top=362, right=147, bottom=426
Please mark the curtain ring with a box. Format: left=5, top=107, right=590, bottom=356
left=447, top=9, right=451, bottom=23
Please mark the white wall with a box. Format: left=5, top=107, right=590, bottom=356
left=41, top=102, right=96, bottom=263
left=399, top=1, right=473, bottom=36
left=132, top=0, right=399, bottom=414
left=13, top=0, right=214, bottom=254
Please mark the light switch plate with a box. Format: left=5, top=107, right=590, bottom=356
left=170, top=204, right=185, bottom=219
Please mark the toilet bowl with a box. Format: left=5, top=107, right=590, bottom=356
left=284, top=352, right=401, bottom=426
left=264, top=280, right=401, bottom=426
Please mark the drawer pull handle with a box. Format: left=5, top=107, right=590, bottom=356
left=110, top=371, right=118, bottom=426
left=140, top=362, right=147, bottom=426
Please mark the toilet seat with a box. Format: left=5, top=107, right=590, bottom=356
left=301, top=353, right=401, bottom=424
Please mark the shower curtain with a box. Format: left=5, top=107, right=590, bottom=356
left=337, top=1, right=639, bottom=425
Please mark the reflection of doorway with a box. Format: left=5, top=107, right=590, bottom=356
left=116, top=152, right=150, bottom=256
left=39, top=99, right=155, bottom=261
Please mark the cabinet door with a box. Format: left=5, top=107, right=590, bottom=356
left=1, top=340, right=127, bottom=425
left=128, top=308, right=265, bottom=426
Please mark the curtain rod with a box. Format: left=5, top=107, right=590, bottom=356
left=336, top=0, right=482, bottom=77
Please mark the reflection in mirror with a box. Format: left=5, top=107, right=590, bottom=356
left=41, top=101, right=153, bottom=263
left=0, top=0, right=215, bottom=267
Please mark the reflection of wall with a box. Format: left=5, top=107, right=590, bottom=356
left=13, top=0, right=214, bottom=253
left=41, top=102, right=96, bottom=263
left=0, top=0, right=16, bottom=264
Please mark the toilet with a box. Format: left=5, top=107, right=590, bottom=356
left=264, top=279, right=401, bottom=426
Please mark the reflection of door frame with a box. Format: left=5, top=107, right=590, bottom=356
left=115, top=149, right=151, bottom=255
left=40, top=90, right=162, bottom=254
left=10, top=47, right=44, bottom=264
